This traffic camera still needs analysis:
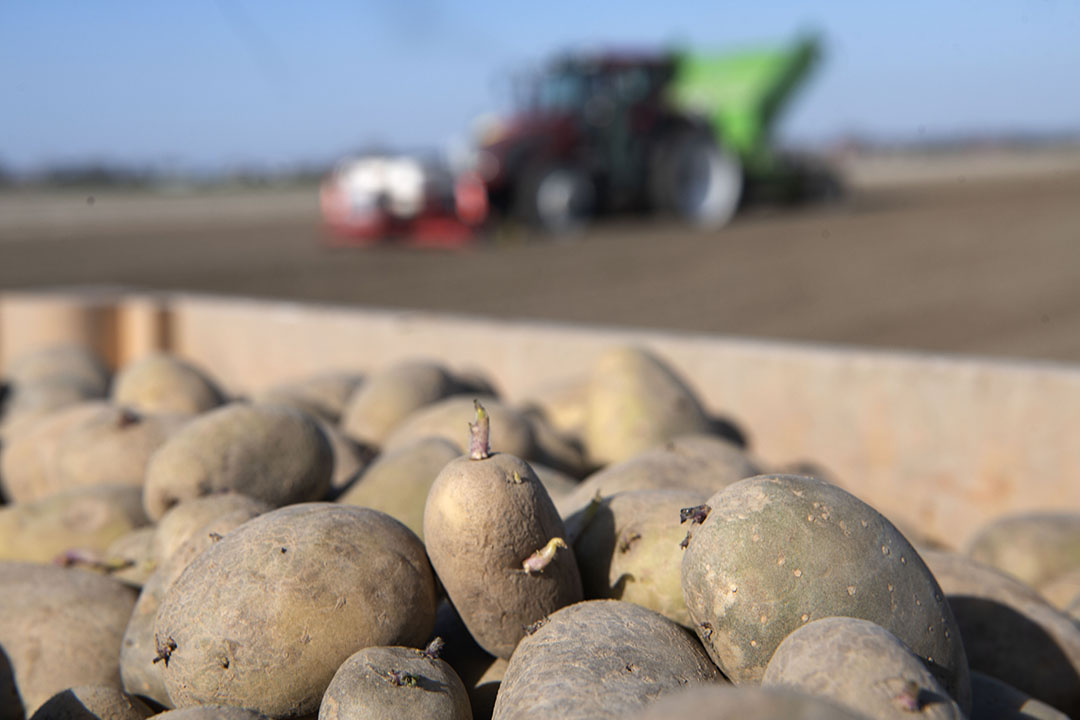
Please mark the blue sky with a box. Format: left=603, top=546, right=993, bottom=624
left=2, top=1, right=1078, bottom=171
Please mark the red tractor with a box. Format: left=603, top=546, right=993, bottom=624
left=321, top=36, right=836, bottom=242
left=474, top=35, right=837, bottom=233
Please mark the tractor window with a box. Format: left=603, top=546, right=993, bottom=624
left=614, top=69, right=650, bottom=104
left=532, top=70, right=588, bottom=112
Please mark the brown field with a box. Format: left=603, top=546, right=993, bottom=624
left=2, top=152, right=1080, bottom=365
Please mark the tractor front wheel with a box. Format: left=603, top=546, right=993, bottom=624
left=517, top=164, right=595, bottom=235
left=653, top=131, right=743, bottom=229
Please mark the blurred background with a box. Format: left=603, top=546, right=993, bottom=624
left=2, top=1, right=1079, bottom=362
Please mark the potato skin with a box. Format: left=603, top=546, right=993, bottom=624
left=0, top=400, right=108, bottom=502
left=29, top=685, right=152, bottom=720
left=142, top=403, right=332, bottom=520
left=383, top=397, right=535, bottom=460
left=318, top=646, right=471, bottom=720
left=111, top=352, right=225, bottom=416
left=5, top=345, right=110, bottom=395
left=491, top=600, right=722, bottom=720
left=151, top=493, right=271, bottom=564
left=969, top=670, right=1071, bottom=720
left=583, top=347, right=712, bottom=467
left=53, top=407, right=188, bottom=494
left=340, top=361, right=457, bottom=446
left=571, top=489, right=708, bottom=626
left=106, top=526, right=157, bottom=587
left=253, top=372, right=362, bottom=426
left=922, top=550, right=1080, bottom=716
left=625, top=685, right=870, bottom=720
left=762, top=617, right=964, bottom=719
left=337, top=437, right=460, bottom=539
left=122, top=509, right=266, bottom=708
left=0, top=484, right=149, bottom=563
left=150, top=709, right=271, bottom=720
left=423, top=453, right=582, bottom=659
left=155, top=504, right=437, bottom=717
left=560, top=434, right=760, bottom=516
left=967, top=512, right=1080, bottom=590
left=681, top=474, right=969, bottom=712
left=0, top=562, right=137, bottom=717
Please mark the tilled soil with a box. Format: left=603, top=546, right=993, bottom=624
left=2, top=169, right=1080, bottom=364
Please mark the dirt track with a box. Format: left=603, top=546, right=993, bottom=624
left=2, top=164, right=1080, bottom=365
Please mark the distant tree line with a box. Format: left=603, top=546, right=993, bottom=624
left=0, top=159, right=333, bottom=190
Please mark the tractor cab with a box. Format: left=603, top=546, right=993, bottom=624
left=478, top=52, right=683, bottom=230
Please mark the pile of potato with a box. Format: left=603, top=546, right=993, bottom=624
left=1, top=343, right=1078, bottom=720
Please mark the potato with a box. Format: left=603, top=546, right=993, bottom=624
left=53, top=407, right=189, bottom=494
left=571, top=489, right=708, bottom=627
left=529, top=462, right=580, bottom=508
left=111, top=353, right=225, bottom=416
left=105, top=526, right=157, bottom=587
left=1038, top=567, right=1080, bottom=611
left=337, top=437, right=460, bottom=539
left=123, top=509, right=267, bottom=708
left=5, top=345, right=109, bottom=395
left=520, top=378, right=588, bottom=439
left=922, top=550, right=1080, bottom=715
left=426, top=599, right=503, bottom=720
left=519, top=407, right=587, bottom=478
left=583, top=346, right=712, bottom=466
left=491, top=600, right=721, bottom=720
left=29, top=686, right=152, bottom=720
left=969, top=671, right=1071, bottom=720
left=0, top=562, right=137, bottom=716
left=761, top=616, right=964, bottom=719
left=0, top=484, right=148, bottom=563
left=559, top=434, right=761, bottom=516
left=154, top=504, right=437, bottom=716
left=340, top=361, right=459, bottom=446
left=150, top=493, right=271, bottom=564
left=424, top=417, right=582, bottom=659
left=149, top=709, right=270, bottom=720
left=252, top=372, right=362, bottom=425
left=967, top=512, right=1080, bottom=590
left=318, top=420, right=371, bottom=497
left=383, top=396, right=534, bottom=460
left=0, top=401, right=108, bottom=502
left=1, top=376, right=106, bottom=437
left=468, top=658, right=507, bottom=720
left=625, top=685, right=870, bottom=720
left=681, top=474, right=969, bottom=711
left=142, top=403, right=332, bottom=520
left=318, top=645, right=471, bottom=720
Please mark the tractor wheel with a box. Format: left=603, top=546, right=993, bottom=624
left=653, top=130, right=743, bottom=228
left=517, top=164, right=594, bottom=235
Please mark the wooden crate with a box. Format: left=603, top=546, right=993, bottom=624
left=2, top=288, right=1078, bottom=548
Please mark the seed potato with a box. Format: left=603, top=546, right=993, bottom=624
left=0, top=562, right=138, bottom=716
left=491, top=600, right=722, bottom=720
left=141, top=403, right=332, bottom=520
left=423, top=417, right=582, bottom=659
left=154, top=504, right=437, bottom=716
left=111, top=352, right=225, bottom=416
left=681, top=474, right=970, bottom=712
left=340, top=361, right=458, bottom=446
left=318, top=645, right=471, bottom=720
left=922, top=549, right=1080, bottom=715
left=29, top=685, right=153, bottom=720
left=583, top=346, right=712, bottom=466
left=761, top=616, right=964, bottom=719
